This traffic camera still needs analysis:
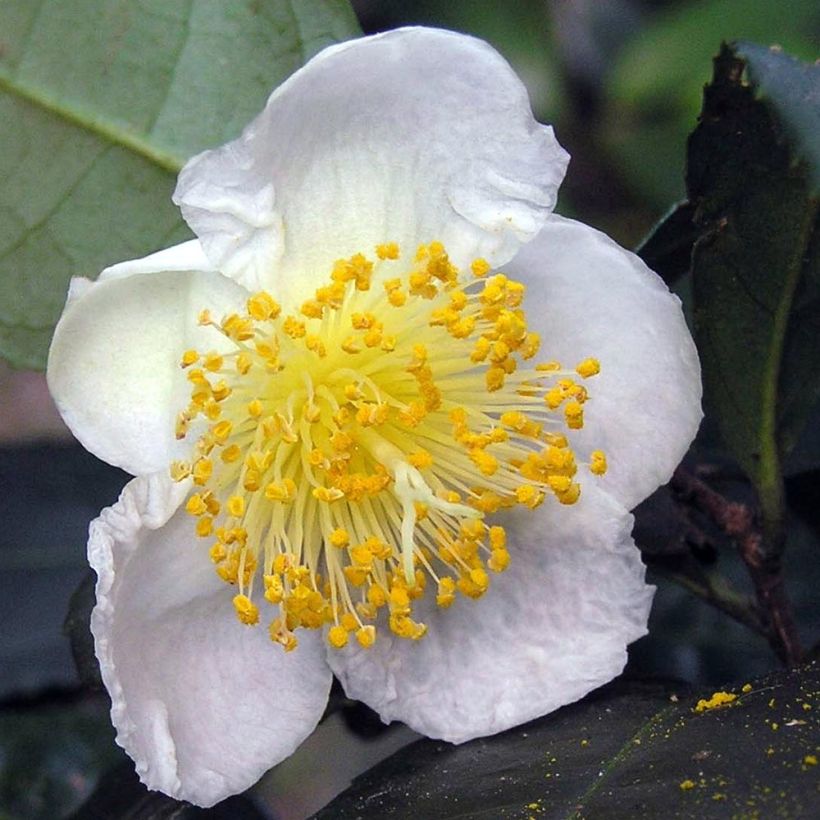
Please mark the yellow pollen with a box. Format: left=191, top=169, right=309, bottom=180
left=283, top=316, right=306, bottom=338
left=180, top=349, right=199, bottom=367
left=576, top=358, right=601, bottom=378
left=313, top=486, right=344, bottom=503
left=694, top=691, right=737, bottom=712
left=170, top=460, right=191, bottom=481
left=565, top=401, right=584, bottom=430
left=247, top=291, right=281, bottom=321
left=202, top=352, right=223, bottom=372
left=233, top=594, right=259, bottom=625
left=408, top=449, right=433, bottom=469
left=376, top=242, right=400, bottom=260
left=185, top=494, right=207, bottom=516
left=305, top=335, right=327, bottom=358
left=209, top=542, right=227, bottom=563
left=227, top=495, right=245, bottom=517
left=329, top=528, right=350, bottom=549
left=488, top=548, right=510, bottom=572
left=471, top=258, right=491, bottom=277
left=590, top=450, right=608, bottom=475
left=192, top=458, right=213, bottom=485
left=196, top=516, right=213, bottom=537
left=356, top=625, right=376, bottom=647
left=265, top=479, right=297, bottom=502
left=328, top=624, right=349, bottom=648
left=172, top=242, right=604, bottom=652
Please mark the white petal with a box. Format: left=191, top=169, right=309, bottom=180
left=47, top=266, right=249, bottom=475
left=174, top=27, right=568, bottom=305
left=98, top=239, right=215, bottom=282
left=507, top=215, right=702, bottom=509
left=89, top=474, right=332, bottom=807
left=327, top=487, right=652, bottom=743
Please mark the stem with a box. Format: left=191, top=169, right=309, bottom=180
left=652, top=561, right=770, bottom=638
left=670, top=466, right=803, bottom=666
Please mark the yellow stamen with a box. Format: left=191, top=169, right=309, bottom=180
left=376, top=242, right=400, bottom=260
left=576, top=358, right=601, bottom=378
left=172, top=242, right=604, bottom=651
left=233, top=594, right=259, bottom=625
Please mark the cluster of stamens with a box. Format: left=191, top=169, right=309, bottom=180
left=170, top=241, right=606, bottom=651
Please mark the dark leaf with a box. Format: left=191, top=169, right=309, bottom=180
left=66, top=760, right=267, bottom=820
left=688, top=43, right=820, bottom=512
left=64, top=570, right=103, bottom=690
left=636, top=201, right=698, bottom=285
left=633, top=484, right=703, bottom=558
left=603, top=0, right=819, bottom=206
left=313, top=662, right=820, bottom=819
left=737, top=42, right=820, bottom=195
left=0, top=697, right=119, bottom=820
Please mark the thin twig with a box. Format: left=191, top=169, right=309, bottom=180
left=651, top=561, right=770, bottom=638
left=670, top=466, right=803, bottom=666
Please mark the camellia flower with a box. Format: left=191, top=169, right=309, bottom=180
left=47, top=27, right=700, bottom=808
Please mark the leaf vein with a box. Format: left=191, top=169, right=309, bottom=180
left=563, top=703, right=677, bottom=819
left=0, top=145, right=112, bottom=269
left=0, top=71, right=184, bottom=173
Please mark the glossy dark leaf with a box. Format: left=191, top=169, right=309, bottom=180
left=603, top=0, right=819, bottom=206
left=688, top=44, right=820, bottom=502
left=66, top=760, right=267, bottom=820
left=0, top=699, right=268, bottom=820
left=737, top=42, right=820, bottom=195
left=313, top=662, right=820, bottom=819
left=636, top=201, right=698, bottom=285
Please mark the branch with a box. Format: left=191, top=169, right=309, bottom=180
left=650, top=559, right=770, bottom=639
left=670, top=466, right=803, bottom=666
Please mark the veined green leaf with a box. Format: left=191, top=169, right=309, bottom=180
left=0, top=0, right=361, bottom=370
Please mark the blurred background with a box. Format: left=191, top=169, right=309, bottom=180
left=1, top=1, right=818, bottom=818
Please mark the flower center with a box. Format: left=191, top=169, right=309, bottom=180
left=171, top=242, right=606, bottom=651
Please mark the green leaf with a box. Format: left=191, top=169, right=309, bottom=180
left=687, top=44, right=820, bottom=529
left=313, top=662, right=820, bottom=819
left=0, top=0, right=361, bottom=370
left=604, top=0, right=819, bottom=206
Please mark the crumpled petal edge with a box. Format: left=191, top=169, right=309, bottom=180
left=88, top=473, right=190, bottom=798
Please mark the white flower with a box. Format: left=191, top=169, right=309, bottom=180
left=46, top=28, right=701, bottom=808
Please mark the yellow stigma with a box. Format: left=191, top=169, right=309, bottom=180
left=172, top=241, right=606, bottom=651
